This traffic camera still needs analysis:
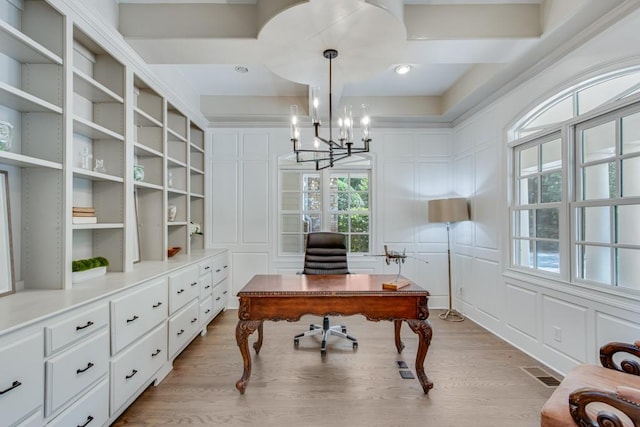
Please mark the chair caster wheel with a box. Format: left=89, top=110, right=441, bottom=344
left=309, top=324, right=314, bottom=331
left=341, top=327, right=347, bottom=333
left=321, top=349, right=327, bottom=356
left=353, top=342, right=358, bottom=349
left=294, top=339, right=299, bottom=347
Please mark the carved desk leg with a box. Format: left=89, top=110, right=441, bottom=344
left=394, top=319, right=405, bottom=353
left=235, top=320, right=262, bottom=394
left=253, top=321, right=264, bottom=354
left=406, top=319, right=434, bottom=394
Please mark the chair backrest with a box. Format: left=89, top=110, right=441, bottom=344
left=302, top=232, right=349, bottom=275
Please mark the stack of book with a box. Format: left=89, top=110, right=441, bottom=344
left=73, top=207, right=97, bottom=224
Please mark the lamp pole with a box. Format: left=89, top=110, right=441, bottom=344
left=439, top=222, right=464, bottom=322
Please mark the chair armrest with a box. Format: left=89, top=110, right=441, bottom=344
left=569, top=387, right=640, bottom=427
left=600, top=341, right=640, bottom=375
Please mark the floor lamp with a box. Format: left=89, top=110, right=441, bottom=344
left=428, top=198, right=470, bottom=322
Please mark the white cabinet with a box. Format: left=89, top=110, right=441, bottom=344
left=168, top=299, right=199, bottom=358
left=0, top=333, right=43, bottom=427
left=47, top=378, right=109, bottom=427
left=45, top=329, right=109, bottom=416
left=110, top=278, right=168, bottom=354
left=45, top=304, right=109, bottom=355
left=168, top=265, right=199, bottom=314
left=110, top=323, right=167, bottom=413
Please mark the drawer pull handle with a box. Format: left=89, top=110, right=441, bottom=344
left=125, top=369, right=138, bottom=380
left=77, top=415, right=94, bottom=427
left=126, top=315, right=139, bottom=323
left=76, top=362, right=94, bottom=374
left=216, top=297, right=221, bottom=301
left=191, top=282, right=198, bottom=287
left=153, top=302, right=163, bottom=308
left=223, top=291, right=228, bottom=295
left=177, top=329, right=185, bottom=336
left=204, top=285, right=210, bottom=289
left=191, top=318, right=197, bottom=324
left=224, top=265, right=228, bottom=269
left=204, top=266, right=210, bottom=270
left=76, top=321, right=94, bottom=331
left=177, top=289, right=185, bottom=294
left=151, top=349, right=162, bottom=357
left=0, top=380, right=21, bottom=395
left=205, top=309, right=211, bottom=314
left=215, top=269, right=221, bottom=273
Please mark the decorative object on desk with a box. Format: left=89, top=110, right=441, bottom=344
left=133, top=164, right=144, bottom=182
left=0, top=171, right=15, bottom=297
left=93, top=158, right=106, bottom=173
left=0, top=121, right=13, bottom=151
left=167, top=246, right=181, bottom=257
left=428, top=197, right=470, bottom=322
left=72, top=206, right=97, bottom=224
left=71, top=256, right=109, bottom=283
left=377, top=245, right=428, bottom=290
left=167, top=205, right=177, bottom=222
left=290, top=49, right=371, bottom=171
left=133, top=191, right=141, bottom=263
left=80, top=147, right=92, bottom=169
left=167, top=170, right=174, bottom=188
left=190, top=222, right=203, bottom=236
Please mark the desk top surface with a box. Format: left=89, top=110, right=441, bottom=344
left=238, top=274, right=429, bottom=296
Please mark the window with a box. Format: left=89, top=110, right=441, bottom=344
left=510, top=67, right=640, bottom=293
left=279, top=155, right=372, bottom=254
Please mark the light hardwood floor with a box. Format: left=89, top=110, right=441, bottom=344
left=113, top=310, right=557, bottom=426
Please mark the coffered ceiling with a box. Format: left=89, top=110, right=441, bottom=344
left=116, top=0, right=631, bottom=126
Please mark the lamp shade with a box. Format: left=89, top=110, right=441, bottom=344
left=428, top=198, right=469, bottom=223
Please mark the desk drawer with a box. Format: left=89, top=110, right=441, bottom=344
left=47, top=378, right=108, bottom=427
left=168, top=266, right=199, bottom=314
left=45, top=304, right=108, bottom=355
left=111, top=278, right=168, bottom=354
left=45, top=329, right=109, bottom=416
left=0, top=333, right=43, bottom=427
left=111, top=323, right=167, bottom=413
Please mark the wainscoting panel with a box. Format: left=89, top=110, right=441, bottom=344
left=595, top=311, right=640, bottom=355
left=453, top=153, right=474, bottom=246
left=474, top=143, right=499, bottom=250
left=505, top=284, right=537, bottom=339
left=230, top=252, right=269, bottom=307
left=241, top=132, right=269, bottom=159
left=211, top=161, right=238, bottom=244
left=212, top=132, right=239, bottom=158
left=542, top=295, right=588, bottom=362
left=419, top=161, right=450, bottom=244
left=415, top=132, right=451, bottom=158
left=242, top=161, right=268, bottom=244
left=382, top=161, right=415, bottom=244
left=382, top=133, right=415, bottom=158
left=472, top=258, right=500, bottom=320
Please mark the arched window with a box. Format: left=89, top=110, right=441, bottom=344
left=509, top=67, right=640, bottom=293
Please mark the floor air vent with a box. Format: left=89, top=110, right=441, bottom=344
left=522, top=367, right=562, bottom=387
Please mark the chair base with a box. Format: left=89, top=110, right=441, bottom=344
left=294, top=316, right=358, bottom=355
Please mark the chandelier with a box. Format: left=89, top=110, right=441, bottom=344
left=290, top=49, right=371, bottom=170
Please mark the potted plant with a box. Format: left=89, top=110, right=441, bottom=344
left=72, top=256, right=109, bottom=283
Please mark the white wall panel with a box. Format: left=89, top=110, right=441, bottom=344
left=453, top=153, right=474, bottom=246
left=595, top=312, right=640, bottom=355
left=211, top=161, right=238, bottom=243
left=454, top=253, right=473, bottom=310
left=242, top=161, right=268, bottom=244
left=383, top=133, right=414, bottom=158
left=419, top=161, right=450, bottom=244
left=542, top=296, right=588, bottom=362
left=417, top=252, right=448, bottom=307
left=505, top=284, right=537, bottom=339
left=241, top=132, right=269, bottom=159
left=472, top=258, right=500, bottom=319
left=415, top=132, right=451, bottom=157
left=382, top=161, right=415, bottom=243
left=230, top=252, right=269, bottom=303
left=212, top=132, right=239, bottom=158
left=474, top=143, right=499, bottom=250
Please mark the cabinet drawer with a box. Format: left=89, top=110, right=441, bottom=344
left=199, top=295, right=213, bottom=325
left=47, top=378, right=108, bottom=427
left=15, top=410, right=42, bottom=427
left=168, top=299, right=199, bottom=358
left=111, top=278, right=168, bottom=354
left=212, top=279, right=228, bottom=315
left=212, top=256, right=229, bottom=285
left=168, top=266, right=199, bottom=314
left=198, top=258, right=214, bottom=276
left=0, top=333, right=43, bottom=427
left=199, top=272, right=213, bottom=300
left=110, top=323, right=167, bottom=414
left=45, top=329, right=109, bottom=416
left=45, top=304, right=109, bottom=355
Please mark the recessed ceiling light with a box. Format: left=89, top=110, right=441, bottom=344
left=234, top=66, right=248, bottom=73
left=395, top=65, right=411, bottom=75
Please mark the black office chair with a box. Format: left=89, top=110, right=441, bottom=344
left=293, top=232, right=358, bottom=355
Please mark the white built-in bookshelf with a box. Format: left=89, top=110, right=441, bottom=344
left=0, top=0, right=208, bottom=290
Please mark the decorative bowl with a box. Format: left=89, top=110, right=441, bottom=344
left=167, top=246, right=182, bottom=257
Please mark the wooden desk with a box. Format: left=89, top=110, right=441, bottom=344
left=235, top=274, right=433, bottom=394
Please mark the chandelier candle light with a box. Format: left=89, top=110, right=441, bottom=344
left=290, top=49, right=371, bottom=170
